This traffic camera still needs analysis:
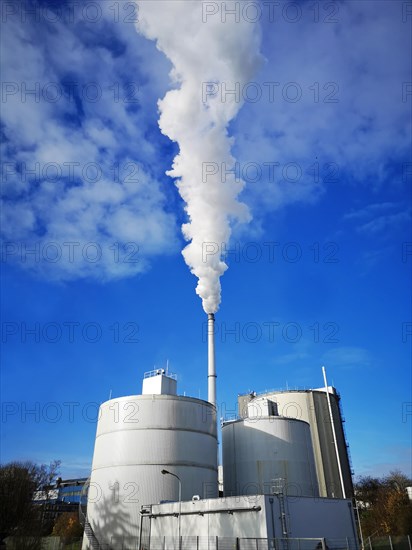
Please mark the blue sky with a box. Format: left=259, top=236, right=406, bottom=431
left=1, top=0, right=411, bottom=481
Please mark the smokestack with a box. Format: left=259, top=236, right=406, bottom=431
left=207, top=313, right=216, bottom=407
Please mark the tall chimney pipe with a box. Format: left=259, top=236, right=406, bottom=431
left=207, top=313, right=216, bottom=407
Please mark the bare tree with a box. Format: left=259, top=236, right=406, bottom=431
left=0, top=460, right=61, bottom=547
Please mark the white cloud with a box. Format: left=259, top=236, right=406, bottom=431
left=1, top=3, right=178, bottom=281
left=343, top=202, right=411, bottom=235
left=358, top=210, right=411, bottom=235
left=232, top=1, right=410, bottom=214
left=343, top=203, right=401, bottom=221
left=321, top=347, right=373, bottom=369
left=321, top=346, right=372, bottom=369
left=1, top=1, right=409, bottom=282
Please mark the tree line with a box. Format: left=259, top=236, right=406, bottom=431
left=1, top=460, right=411, bottom=547
left=355, top=470, right=412, bottom=538
left=0, top=460, right=83, bottom=549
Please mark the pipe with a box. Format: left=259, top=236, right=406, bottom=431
left=208, top=313, right=216, bottom=407
left=322, top=366, right=346, bottom=499
left=146, top=506, right=261, bottom=518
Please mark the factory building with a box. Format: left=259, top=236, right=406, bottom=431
left=33, top=477, right=88, bottom=523
left=82, top=316, right=358, bottom=548
left=82, top=371, right=359, bottom=549
left=238, top=386, right=354, bottom=499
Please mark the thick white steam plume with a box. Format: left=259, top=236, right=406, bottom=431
left=137, top=1, right=262, bottom=313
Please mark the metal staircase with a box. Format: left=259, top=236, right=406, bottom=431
left=84, top=520, right=103, bottom=550
left=78, top=477, right=106, bottom=550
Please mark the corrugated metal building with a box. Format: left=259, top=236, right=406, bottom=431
left=142, top=494, right=358, bottom=549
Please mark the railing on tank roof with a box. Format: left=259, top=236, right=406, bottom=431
left=144, top=368, right=177, bottom=380
left=238, top=385, right=337, bottom=398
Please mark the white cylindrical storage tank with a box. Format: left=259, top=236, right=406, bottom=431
left=222, top=416, right=319, bottom=498
left=83, top=394, right=218, bottom=549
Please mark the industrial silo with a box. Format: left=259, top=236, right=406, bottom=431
left=222, top=399, right=319, bottom=498
left=82, top=370, right=218, bottom=549
left=238, top=385, right=354, bottom=498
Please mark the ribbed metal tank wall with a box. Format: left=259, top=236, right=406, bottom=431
left=222, top=416, right=319, bottom=498
left=83, top=394, right=218, bottom=549
left=238, top=389, right=353, bottom=498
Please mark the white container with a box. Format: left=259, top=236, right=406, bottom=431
left=83, top=394, right=218, bottom=548
left=222, top=416, right=319, bottom=498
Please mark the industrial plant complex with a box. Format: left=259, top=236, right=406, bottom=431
left=3, top=1, right=409, bottom=549
left=82, top=314, right=360, bottom=549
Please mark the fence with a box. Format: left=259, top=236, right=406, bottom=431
left=126, top=537, right=357, bottom=550
left=365, top=536, right=412, bottom=550
left=3, top=537, right=82, bottom=550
